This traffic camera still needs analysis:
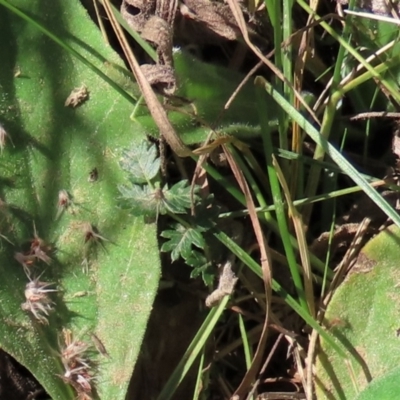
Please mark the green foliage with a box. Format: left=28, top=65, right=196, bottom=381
left=120, top=141, right=161, bottom=184
left=132, top=50, right=279, bottom=145
left=163, top=180, right=194, bottom=213
left=349, top=15, right=398, bottom=49
left=315, top=225, right=400, bottom=399
left=119, top=142, right=194, bottom=215
left=119, top=141, right=219, bottom=284
left=161, top=224, right=205, bottom=261
left=0, top=1, right=160, bottom=399
left=340, top=14, right=400, bottom=127
left=354, top=366, right=400, bottom=400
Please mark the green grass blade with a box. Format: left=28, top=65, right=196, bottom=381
left=255, top=76, right=400, bottom=229
left=156, top=297, right=229, bottom=400
left=255, top=86, right=308, bottom=312
left=212, top=230, right=347, bottom=359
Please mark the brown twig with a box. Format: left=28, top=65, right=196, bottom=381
left=223, top=144, right=272, bottom=400
left=102, top=0, right=191, bottom=157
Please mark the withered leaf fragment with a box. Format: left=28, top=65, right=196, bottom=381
left=65, top=85, right=89, bottom=108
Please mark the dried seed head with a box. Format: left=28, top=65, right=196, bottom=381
left=56, top=190, right=72, bottom=219
left=61, top=329, right=90, bottom=368
left=33, top=247, right=52, bottom=265
left=63, top=364, right=87, bottom=377
left=22, top=298, right=51, bottom=323
left=25, top=278, right=57, bottom=302
left=83, top=223, right=107, bottom=244
left=62, top=340, right=90, bottom=367
left=22, top=298, right=54, bottom=324
left=75, top=372, right=93, bottom=393
left=30, top=232, right=45, bottom=250
left=65, top=85, right=89, bottom=108
left=62, top=364, right=86, bottom=380
left=22, top=277, right=57, bottom=323
left=61, top=365, right=93, bottom=393
left=58, top=190, right=70, bottom=208
left=14, top=227, right=52, bottom=275
left=21, top=301, right=50, bottom=324
left=59, top=329, right=96, bottom=398
left=30, top=225, right=52, bottom=265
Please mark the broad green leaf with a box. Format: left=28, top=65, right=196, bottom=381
left=355, top=366, right=400, bottom=400
left=315, top=225, right=400, bottom=400
left=0, top=1, right=159, bottom=399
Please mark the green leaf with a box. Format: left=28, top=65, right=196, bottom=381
left=188, top=252, right=214, bottom=286
left=118, top=183, right=159, bottom=216
left=163, top=180, right=193, bottom=214
left=315, top=225, right=400, bottom=399
left=161, top=225, right=205, bottom=262
left=185, top=249, right=208, bottom=269
left=120, top=141, right=160, bottom=183
left=255, top=75, right=400, bottom=230
left=355, top=366, right=400, bottom=400
left=191, top=195, right=220, bottom=232
left=0, top=1, right=159, bottom=399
